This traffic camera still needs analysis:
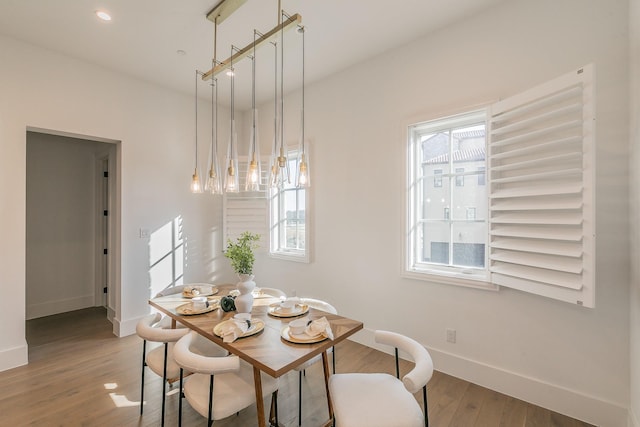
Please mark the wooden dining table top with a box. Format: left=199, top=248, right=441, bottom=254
left=148, top=284, right=364, bottom=378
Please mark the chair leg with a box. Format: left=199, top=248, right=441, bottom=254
left=178, top=368, right=184, bottom=427
left=298, top=371, right=303, bottom=425
left=269, top=390, right=279, bottom=426
left=140, top=340, right=146, bottom=415
left=208, top=374, right=214, bottom=427
left=161, top=342, right=168, bottom=427
left=332, top=346, right=336, bottom=374
left=423, top=385, right=429, bottom=427
left=394, top=347, right=400, bottom=379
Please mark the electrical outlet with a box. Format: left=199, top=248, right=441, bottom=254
left=446, top=328, right=456, bottom=343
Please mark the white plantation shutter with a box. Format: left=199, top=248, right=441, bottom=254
left=488, top=65, right=595, bottom=307
left=223, top=156, right=269, bottom=244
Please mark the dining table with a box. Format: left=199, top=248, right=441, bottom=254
left=148, top=284, right=364, bottom=427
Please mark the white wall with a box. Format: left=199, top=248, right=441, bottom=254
left=0, top=0, right=634, bottom=424
left=629, top=0, right=640, bottom=425
left=0, top=34, right=236, bottom=370
left=253, top=0, right=630, bottom=425
left=26, top=132, right=105, bottom=319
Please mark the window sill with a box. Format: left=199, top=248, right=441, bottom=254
left=402, top=268, right=498, bottom=291
left=269, top=251, right=310, bottom=263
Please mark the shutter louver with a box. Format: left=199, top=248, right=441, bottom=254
left=223, top=156, right=269, bottom=244
left=488, top=65, right=595, bottom=307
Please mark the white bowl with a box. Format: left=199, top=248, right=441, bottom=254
left=289, top=318, right=308, bottom=335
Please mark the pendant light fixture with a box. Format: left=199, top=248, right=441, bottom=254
left=268, top=39, right=280, bottom=188
left=295, top=24, right=309, bottom=188
left=224, top=46, right=240, bottom=193
left=190, top=69, right=203, bottom=193
left=269, top=9, right=290, bottom=189
left=245, top=30, right=261, bottom=191
left=205, top=18, right=222, bottom=194
left=204, top=71, right=222, bottom=194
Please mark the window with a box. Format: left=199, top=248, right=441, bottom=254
left=477, top=166, right=486, bottom=186
left=455, top=168, right=465, bottom=186
left=270, top=151, right=309, bottom=262
left=406, top=110, right=488, bottom=283
left=466, top=207, right=476, bottom=220
left=434, top=169, right=443, bottom=187
left=405, top=64, right=595, bottom=307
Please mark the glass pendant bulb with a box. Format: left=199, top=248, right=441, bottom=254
left=295, top=24, right=309, bottom=188
left=245, top=39, right=261, bottom=192
left=205, top=77, right=222, bottom=194
left=224, top=119, right=239, bottom=193
left=191, top=168, right=202, bottom=193
left=245, top=110, right=262, bottom=192
left=191, top=69, right=203, bottom=194
left=268, top=40, right=281, bottom=189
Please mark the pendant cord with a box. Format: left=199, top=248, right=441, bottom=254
left=301, top=25, right=305, bottom=152
left=279, top=9, right=284, bottom=154
left=194, top=69, right=198, bottom=167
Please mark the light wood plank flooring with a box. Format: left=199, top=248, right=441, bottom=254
left=0, top=308, right=594, bottom=426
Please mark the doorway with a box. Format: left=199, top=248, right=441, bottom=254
left=25, top=130, right=119, bottom=323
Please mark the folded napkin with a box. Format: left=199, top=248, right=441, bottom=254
left=219, top=318, right=250, bottom=343
left=305, top=316, right=334, bottom=340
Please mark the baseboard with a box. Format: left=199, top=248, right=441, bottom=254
left=112, top=313, right=144, bottom=338
left=0, top=343, right=28, bottom=372
left=26, top=294, right=95, bottom=320
left=630, top=407, right=640, bottom=427
left=349, top=328, right=628, bottom=427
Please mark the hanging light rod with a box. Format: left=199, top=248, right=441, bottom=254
left=201, top=13, right=302, bottom=81
left=206, top=0, right=248, bottom=24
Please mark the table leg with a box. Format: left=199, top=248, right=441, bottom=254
left=322, top=351, right=334, bottom=421
left=253, top=366, right=266, bottom=427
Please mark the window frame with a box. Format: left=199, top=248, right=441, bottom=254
left=269, top=149, right=310, bottom=263
left=403, top=109, right=493, bottom=290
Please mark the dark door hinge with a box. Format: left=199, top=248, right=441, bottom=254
left=103, top=171, right=109, bottom=178
left=103, top=287, right=108, bottom=294
left=103, top=248, right=108, bottom=255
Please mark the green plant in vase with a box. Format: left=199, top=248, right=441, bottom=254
left=224, top=231, right=260, bottom=313
left=224, top=231, right=260, bottom=275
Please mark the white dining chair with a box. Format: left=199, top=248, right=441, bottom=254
left=174, top=331, right=280, bottom=427
left=328, top=330, right=433, bottom=427
left=136, top=313, right=190, bottom=426
left=295, top=297, right=338, bottom=426
left=257, top=287, right=287, bottom=299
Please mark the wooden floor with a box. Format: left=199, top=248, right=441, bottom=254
left=0, top=308, right=594, bottom=426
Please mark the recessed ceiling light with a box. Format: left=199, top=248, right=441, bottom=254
left=96, top=10, right=112, bottom=21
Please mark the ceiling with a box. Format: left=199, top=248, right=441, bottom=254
left=0, top=0, right=505, bottom=109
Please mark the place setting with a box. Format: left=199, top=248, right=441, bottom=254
left=213, top=313, right=265, bottom=342
left=175, top=296, right=219, bottom=316
left=181, top=284, right=218, bottom=298
left=281, top=316, right=334, bottom=344
left=268, top=297, right=309, bottom=318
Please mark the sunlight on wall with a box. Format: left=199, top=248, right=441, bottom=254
left=149, top=216, right=184, bottom=297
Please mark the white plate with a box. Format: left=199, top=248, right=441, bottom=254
left=213, top=319, right=265, bottom=339
left=176, top=302, right=217, bottom=316
left=281, top=326, right=327, bottom=344
left=268, top=303, right=309, bottom=318
left=182, top=284, right=218, bottom=298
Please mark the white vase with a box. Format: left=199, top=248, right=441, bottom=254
left=235, top=273, right=256, bottom=313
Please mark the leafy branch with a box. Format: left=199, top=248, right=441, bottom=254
left=224, top=231, right=260, bottom=275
